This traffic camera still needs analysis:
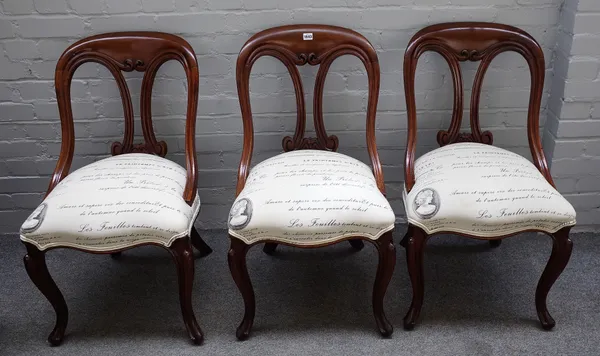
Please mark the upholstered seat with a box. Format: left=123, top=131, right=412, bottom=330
left=20, top=153, right=200, bottom=251
left=228, top=150, right=395, bottom=245
left=404, top=143, right=576, bottom=237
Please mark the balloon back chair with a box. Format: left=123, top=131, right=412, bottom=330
left=227, top=24, right=396, bottom=339
left=401, top=22, right=576, bottom=330
left=19, top=32, right=212, bottom=345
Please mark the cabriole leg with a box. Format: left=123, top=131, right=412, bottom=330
left=228, top=237, right=255, bottom=340
left=403, top=226, right=428, bottom=330
left=372, top=233, right=395, bottom=337
left=535, top=227, right=573, bottom=330
left=169, top=237, right=204, bottom=344
left=23, top=242, right=68, bottom=346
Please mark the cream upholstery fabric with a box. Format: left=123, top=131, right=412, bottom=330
left=228, top=150, right=395, bottom=245
left=20, top=153, right=200, bottom=251
left=403, top=143, right=576, bottom=236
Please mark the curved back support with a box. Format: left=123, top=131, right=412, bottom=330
left=235, top=24, right=383, bottom=195
left=403, top=22, right=553, bottom=193
left=51, top=32, right=199, bottom=204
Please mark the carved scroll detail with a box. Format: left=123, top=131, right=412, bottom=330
left=121, top=58, right=146, bottom=72
left=111, top=141, right=167, bottom=156
left=458, top=49, right=481, bottom=61
left=298, top=137, right=322, bottom=150
left=91, top=54, right=147, bottom=72
left=297, top=52, right=319, bottom=65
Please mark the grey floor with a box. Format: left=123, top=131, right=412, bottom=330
left=1, top=227, right=598, bottom=355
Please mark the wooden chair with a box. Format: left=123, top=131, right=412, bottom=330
left=19, top=32, right=212, bottom=345
left=228, top=25, right=396, bottom=339
left=401, top=22, right=576, bottom=330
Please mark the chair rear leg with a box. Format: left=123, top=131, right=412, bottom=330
left=23, top=242, right=68, bottom=346
left=349, top=239, right=365, bottom=250
left=535, top=226, right=573, bottom=330
left=489, top=240, right=502, bottom=248
left=263, top=242, right=277, bottom=255
left=169, top=237, right=204, bottom=345
left=399, top=225, right=413, bottom=248
left=228, top=237, right=255, bottom=340
left=190, top=226, right=213, bottom=258
left=372, top=233, right=395, bottom=337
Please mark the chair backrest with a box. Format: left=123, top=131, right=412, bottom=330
left=403, top=22, right=553, bottom=192
left=51, top=32, right=199, bottom=204
left=235, top=24, right=383, bottom=195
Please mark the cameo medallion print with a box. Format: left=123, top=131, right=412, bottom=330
left=229, top=198, right=253, bottom=230
left=413, top=188, right=440, bottom=219
left=21, top=203, right=48, bottom=233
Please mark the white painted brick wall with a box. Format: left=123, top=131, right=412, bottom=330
left=0, top=0, right=593, bottom=235
left=546, top=0, right=600, bottom=231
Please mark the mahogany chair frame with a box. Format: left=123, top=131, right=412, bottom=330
left=401, top=22, right=573, bottom=330
left=229, top=24, right=395, bottom=340
left=22, top=32, right=211, bottom=346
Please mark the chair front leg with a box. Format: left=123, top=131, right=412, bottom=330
left=168, top=237, right=204, bottom=345
left=403, top=225, right=429, bottom=330
left=228, top=237, right=255, bottom=340
left=23, top=242, right=68, bottom=346
left=190, top=226, right=213, bottom=258
left=372, top=232, right=395, bottom=337
left=535, top=226, right=573, bottom=330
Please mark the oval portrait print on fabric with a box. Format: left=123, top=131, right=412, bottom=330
left=229, top=198, right=253, bottom=230
left=413, top=188, right=440, bottom=219
left=21, top=203, right=48, bottom=234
